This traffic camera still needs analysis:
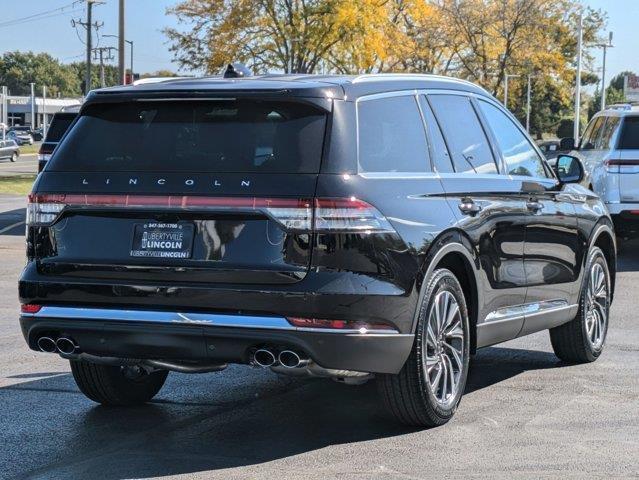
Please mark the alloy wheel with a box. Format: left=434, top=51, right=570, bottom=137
left=585, top=262, right=608, bottom=350
left=423, top=290, right=465, bottom=407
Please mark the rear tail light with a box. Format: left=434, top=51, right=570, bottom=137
left=26, top=194, right=394, bottom=234
left=604, top=159, right=639, bottom=172
left=286, top=316, right=397, bottom=333
left=37, top=144, right=55, bottom=162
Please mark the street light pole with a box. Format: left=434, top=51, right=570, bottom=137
left=104, top=35, right=133, bottom=83
left=526, top=75, right=532, bottom=133
left=503, top=73, right=520, bottom=109
left=118, top=0, right=126, bottom=84
left=599, top=32, right=614, bottom=111
left=30, top=83, right=35, bottom=128
left=574, top=11, right=583, bottom=142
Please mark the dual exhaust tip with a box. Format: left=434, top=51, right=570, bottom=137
left=36, top=336, right=78, bottom=355
left=253, top=348, right=309, bottom=369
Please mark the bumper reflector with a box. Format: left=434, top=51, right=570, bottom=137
left=21, top=304, right=42, bottom=314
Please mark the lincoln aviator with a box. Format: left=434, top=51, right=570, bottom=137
left=19, top=73, right=616, bottom=427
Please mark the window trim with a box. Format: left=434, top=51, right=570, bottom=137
left=355, top=90, right=434, bottom=175
left=474, top=97, right=555, bottom=181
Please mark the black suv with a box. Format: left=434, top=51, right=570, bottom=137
left=19, top=74, right=616, bottom=427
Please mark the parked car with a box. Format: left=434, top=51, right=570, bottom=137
left=38, top=104, right=81, bottom=172
left=536, top=139, right=570, bottom=160
left=10, top=125, right=42, bottom=141
left=20, top=74, right=616, bottom=427
left=559, top=104, right=639, bottom=239
left=0, top=139, right=19, bottom=162
left=7, top=129, right=33, bottom=146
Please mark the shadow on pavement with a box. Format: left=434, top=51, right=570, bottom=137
left=0, top=208, right=25, bottom=236
left=617, top=238, right=639, bottom=272
left=0, top=346, right=566, bottom=479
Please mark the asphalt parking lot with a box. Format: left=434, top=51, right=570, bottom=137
left=0, top=195, right=637, bottom=480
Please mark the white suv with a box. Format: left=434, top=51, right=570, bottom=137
left=564, top=104, right=639, bottom=238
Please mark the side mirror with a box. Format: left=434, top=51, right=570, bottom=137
left=554, top=154, right=584, bottom=184
left=559, top=137, right=576, bottom=151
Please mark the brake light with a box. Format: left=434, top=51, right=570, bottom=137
left=26, top=194, right=394, bottom=233
left=20, top=304, right=42, bottom=314
left=286, top=316, right=396, bottom=332
left=604, top=159, right=639, bottom=172
left=37, top=144, right=55, bottom=161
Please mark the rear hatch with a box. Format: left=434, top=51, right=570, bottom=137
left=31, top=97, right=329, bottom=285
left=615, top=116, right=639, bottom=202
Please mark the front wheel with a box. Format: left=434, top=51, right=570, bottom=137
left=10, top=152, right=17, bottom=162
left=550, top=247, right=611, bottom=363
left=70, top=360, right=169, bottom=406
left=378, top=268, right=470, bottom=427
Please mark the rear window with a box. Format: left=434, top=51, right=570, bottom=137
left=619, top=117, right=639, bottom=149
left=45, top=113, right=77, bottom=143
left=49, top=100, right=327, bottom=173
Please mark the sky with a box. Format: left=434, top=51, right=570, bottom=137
left=0, top=0, right=637, bottom=81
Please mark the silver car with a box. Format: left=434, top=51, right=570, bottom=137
left=564, top=104, right=639, bottom=238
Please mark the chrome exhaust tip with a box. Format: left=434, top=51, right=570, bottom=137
left=253, top=349, right=277, bottom=368
left=37, top=336, right=57, bottom=353
left=56, top=337, right=78, bottom=355
left=278, top=350, right=309, bottom=369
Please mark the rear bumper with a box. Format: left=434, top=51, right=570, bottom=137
left=20, top=307, right=414, bottom=374
left=605, top=202, right=639, bottom=215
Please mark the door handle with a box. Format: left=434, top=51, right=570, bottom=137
left=526, top=200, right=543, bottom=212
left=458, top=198, right=482, bottom=216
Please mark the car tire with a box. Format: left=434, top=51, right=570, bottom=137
left=549, top=247, right=610, bottom=363
left=377, top=268, right=470, bottom=427
left=70, top=359, right=169, bottom=406
left=10, top=152, right=17, bottom=162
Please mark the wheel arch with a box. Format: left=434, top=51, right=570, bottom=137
left=589, top=222, right=616, bottom=300
left=412, top=230, right=481, bottom=353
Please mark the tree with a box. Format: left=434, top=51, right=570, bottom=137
left=0, top=51, right=79, bottom=96
left=587, top=71, right=636, bottom=119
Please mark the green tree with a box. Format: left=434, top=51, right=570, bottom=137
left=0, top=51, right=79, bottom=96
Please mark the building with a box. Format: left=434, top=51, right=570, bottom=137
left=0, top=94, right=81, bottom=128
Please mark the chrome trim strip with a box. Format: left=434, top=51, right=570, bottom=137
left=483, top=299, right=574, bottom=324
left=23, top=306, right=401, bottom=336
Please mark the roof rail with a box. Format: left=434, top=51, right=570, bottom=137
left=132, top=77, right=191, bottom=86
left=351, top=73, right=489, bottom=92
left=607, top=103, right=635, bottom=111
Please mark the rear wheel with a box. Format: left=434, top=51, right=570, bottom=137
left=550, top=247, right=610, bottom=363
left=378, top=268, right=470, bottom=427
left=70, top=360, right=168, bottom=406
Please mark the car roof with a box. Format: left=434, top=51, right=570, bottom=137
left=86, top=73, right=492, bottom=103
left=595, top=104, right=639, bottom=118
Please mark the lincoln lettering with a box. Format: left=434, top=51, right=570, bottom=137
left=141, top=231, right=183, bottom=250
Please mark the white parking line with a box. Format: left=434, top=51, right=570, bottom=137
left=0, top=221, right=24, bottom=234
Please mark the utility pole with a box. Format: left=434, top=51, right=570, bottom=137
left=574, top=11, right=583, bottom=142
left=599, top=32, right=614, bottom=111
left=93, top=47, right=116, bottom=88
left=72, top=0, right=103, bottom=95
left=104, top=34, right=133, bottom=84
left=118, top=0, right=126, bottom=84
left=503, top=73, right=520, bottom=109
left=30, top=83, right=35, bottom=128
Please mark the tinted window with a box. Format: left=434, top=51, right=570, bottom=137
left=419, top=96, right=453, bottom=173
left=619, top=117, right=639, bottom=149
left=598, top=116, right=620, bottom=150
left=358, top=95, right=430, bottom=172
left=478, top=100, right=548, bottom=178
left=428, top=95, right=497, bottom=174
left=45, top=113, right=77, bottom=143
left=50, top=100, right=327, bottom=173
left=581, top=117, right=604, bottom=150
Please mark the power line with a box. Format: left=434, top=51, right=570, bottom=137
left=0, top=1, right=83, bottom=29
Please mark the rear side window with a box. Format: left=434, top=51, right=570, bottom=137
left=619, top=117, right=639, bottom=149
left=428, top=94, right=497, bottom=174
left=49, top=100, right=327, bottom=173
left=580, top=117, right=604, bottom=150
left=599, top=116, right=620, bottom=150
left=44, top=113, right=77, bottom=143
left=478, top=100, right=548, bottom=178
left=357, top=95, right=430, bottom=173
left=419, top=96, right=453, bottom=173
